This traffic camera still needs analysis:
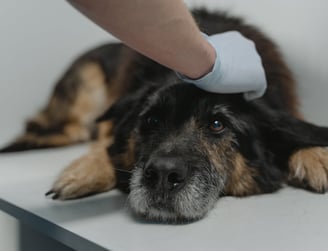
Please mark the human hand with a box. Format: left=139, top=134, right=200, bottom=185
left=177, top=31, right=267, bottom=100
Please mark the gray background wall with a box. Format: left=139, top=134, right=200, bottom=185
left=1, top=0, right=327, bottom=250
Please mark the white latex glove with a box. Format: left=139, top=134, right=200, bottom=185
left=176, top=31, right=267, bottom=100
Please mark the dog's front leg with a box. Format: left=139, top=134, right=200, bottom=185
left=288, top=147, right=328, bottom=193
left=47, top=141, right=116, bottom=200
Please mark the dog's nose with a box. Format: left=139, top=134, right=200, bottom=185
left=143, top=157, right=188, bottom=192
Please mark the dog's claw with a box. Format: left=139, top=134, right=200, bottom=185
left=45, top=190, right=54, bottom=196
left=45, top=189, right=61, bottom=200
left=52, top=193, right=59, bottom=200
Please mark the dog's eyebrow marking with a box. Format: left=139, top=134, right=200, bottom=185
left=212, top=105, right=231, bottom=115
left=138, top=91, right=164, bottom=117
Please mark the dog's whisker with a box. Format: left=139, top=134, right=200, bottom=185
left=114, top=168, right=133, bottom=173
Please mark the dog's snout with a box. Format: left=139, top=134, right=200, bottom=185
left=143, top=157, right=188, bottom=192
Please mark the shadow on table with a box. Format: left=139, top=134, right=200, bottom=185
left=18, top=191, right=126, bottom=251
left=20, top=222, right=75, bottom=251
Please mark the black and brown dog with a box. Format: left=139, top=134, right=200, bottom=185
left=2, top=10, right=328, bottom=223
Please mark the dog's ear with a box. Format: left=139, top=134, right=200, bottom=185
left=98, top=84, right=158, bottom=156
left=96, top=85, right=157, bottom=124
left=96, top=94, right=139, bottom=123
left=253, top=103, right=328, bottom=154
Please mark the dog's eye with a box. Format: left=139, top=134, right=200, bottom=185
left=209, top=120, right=224, bottom=133
left=146, top=116, right=160, bottom=126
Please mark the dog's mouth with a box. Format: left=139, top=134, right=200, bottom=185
left=128, top=159, right=225, bottom=223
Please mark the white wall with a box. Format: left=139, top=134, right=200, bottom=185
left=1, top=0, right=327, bottom=250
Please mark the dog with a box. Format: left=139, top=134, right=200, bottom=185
left=2, top=9, right=328, bottom=223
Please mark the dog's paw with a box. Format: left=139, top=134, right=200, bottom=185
left=46, top=150, right=116, bottom=200
left=288, top=147, right=328, bottom=193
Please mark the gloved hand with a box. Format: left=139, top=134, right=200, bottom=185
left=176, top=31, right=267, bottom=100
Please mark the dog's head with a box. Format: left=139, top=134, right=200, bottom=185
left=129, top=84, right=256, bottom=223
left=102, top=83, right=328, bottom=223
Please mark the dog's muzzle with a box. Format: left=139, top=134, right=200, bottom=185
left=129, top=152, right=223, bottom=223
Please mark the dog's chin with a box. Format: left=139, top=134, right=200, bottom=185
left=128, top=167, right=225, bottom=224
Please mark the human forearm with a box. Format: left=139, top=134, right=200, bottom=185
left=68, top=0, right=215, bottom=79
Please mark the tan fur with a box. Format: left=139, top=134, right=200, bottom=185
left=201, top=132, right=236, bottom=173
left=51, top=142, right=116, bottom=200
left=63, top=123, right=90, bottom=142
left=224, top=153, right=260, bottom=196
left=97, top=121, right=114, bottom=141
left=27, top=113, right=49, bottom=128
left=288, top=147, right=328, bottom=192
left=199, top=132, right=260, bottom=196
left=112, top=133, right=136, bottom=171
left=69, top=62, right=110, bottom=125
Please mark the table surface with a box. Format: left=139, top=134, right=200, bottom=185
left=1, top=144, right=328, bottom=251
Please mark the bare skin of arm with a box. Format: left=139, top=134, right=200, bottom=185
left=68, top=0, right=215, bottom=79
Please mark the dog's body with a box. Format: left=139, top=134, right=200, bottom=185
left=2, top=10, right=328, bottom=223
